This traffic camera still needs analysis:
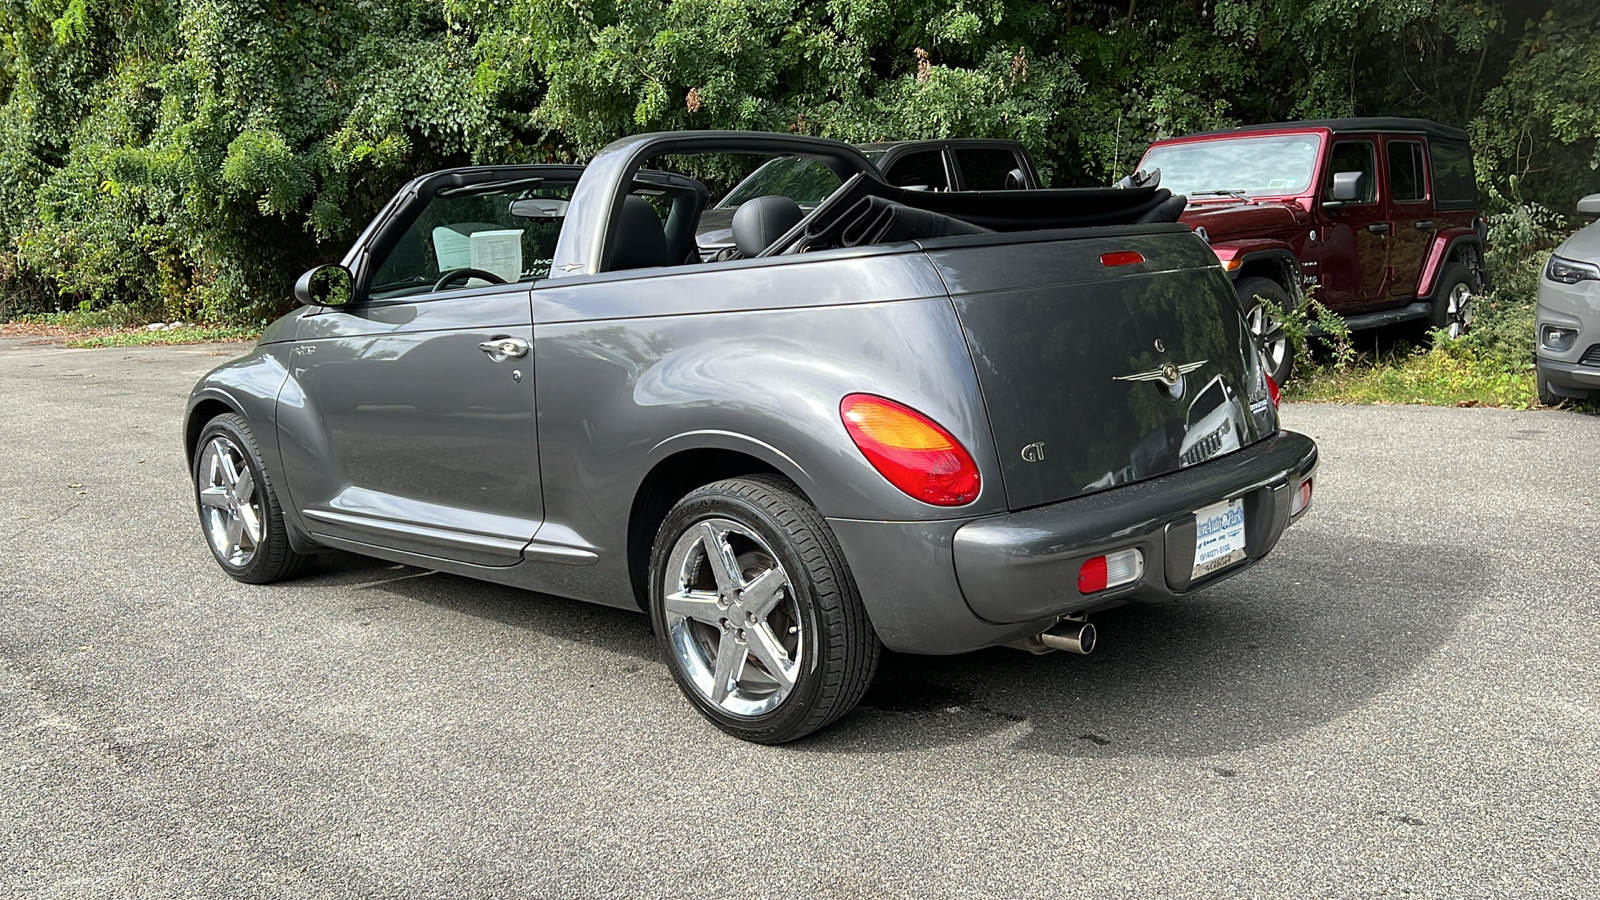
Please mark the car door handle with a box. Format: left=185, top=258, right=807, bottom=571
left=1368, top=223, right=1390, bottom=234
left=1414, top=220, right=1434, bottom=230
left=479, top=338, right=529, bottom=359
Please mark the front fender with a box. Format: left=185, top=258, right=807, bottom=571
left=183, top=345, right=300, bottom=539
left=184, top=346, right=291, bottom=466
left=1210, top=242, right=1306, bottom=309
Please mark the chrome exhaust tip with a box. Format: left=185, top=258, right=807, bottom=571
left=1005, top=620, right=1097, bottom=655
left=1038, top=621, right=1096, bottom=655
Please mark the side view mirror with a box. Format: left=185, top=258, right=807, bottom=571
left=1004, top=168, right=1028, bottom=190
left=1577, top=193, right=1600, bottom=217
left=293, top=264, right=353, bottom=307
left=1324, top=171, right=1365, bottom=206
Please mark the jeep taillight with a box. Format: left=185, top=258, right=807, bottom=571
left=1266, top=373, right=1282, bottom=409
left=840, top=394, right=980, bottom=506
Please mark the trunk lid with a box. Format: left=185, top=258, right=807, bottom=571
left=923, top=225, right=1276, bottom=511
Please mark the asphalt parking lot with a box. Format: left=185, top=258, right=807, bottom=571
left=2, top=336, right=1597, bottom=898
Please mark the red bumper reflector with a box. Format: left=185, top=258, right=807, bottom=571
left=1078, top=556, right=1108, bottom=593
left=1266, top=373, right=1282, bottom=408
left=1099, top=251, right=1145, bottom=267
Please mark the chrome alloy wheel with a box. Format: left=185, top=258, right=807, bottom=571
left=662, top=518, right=802, bottom=717
left=1446, top=281, right=1474, bottom=339
left=1246, top=301, right=1290, bottom=379
left=197, top=435, right=263, bottom=567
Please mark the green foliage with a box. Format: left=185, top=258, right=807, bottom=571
left=1472, top=1, right=1600, bottom=212
left=1290, top=343, right=1540, bottom=409
left=62, top=324, right=258, bottom=347
left=0, top=0, right=1596, bottom=323
left=1266, top=296, right=1356, bottom=375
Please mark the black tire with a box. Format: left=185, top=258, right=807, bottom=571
left=1235, top=276, right=1294, bottom=386
left=649, top=475, right=879, bottom=743
left=1537, top=367, right=1563, bottom=407
left=192, top=413, right=310, bottom=584
left=1430, top=262, right=1475, bottom=339
left=1536, top=365, right=1587, bottom=406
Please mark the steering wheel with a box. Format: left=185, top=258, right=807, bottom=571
left=432, top=267, right=508, bottom=291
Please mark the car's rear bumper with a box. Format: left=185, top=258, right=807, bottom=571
left=829, top=431, right=1317, bottom=655
left=954, top=431, right=1317, bottom=624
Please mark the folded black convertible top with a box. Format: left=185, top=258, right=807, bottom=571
left=883, top=183, right=1186, bottom=231
left=773, top=173, right=1187, bottom=255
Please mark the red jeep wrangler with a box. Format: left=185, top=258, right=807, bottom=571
left=1138, top=118, right=1485, bottom=383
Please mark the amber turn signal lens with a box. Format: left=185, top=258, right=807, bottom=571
left=840, top=394, right=981, bottom=506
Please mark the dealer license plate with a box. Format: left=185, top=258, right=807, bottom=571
left=1192, top=498, right=1247, bottom=580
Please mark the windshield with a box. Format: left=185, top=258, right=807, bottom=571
left=1138, top=134, right=1323, bottom=199
left=369, top=178, right=579, bottom=299
left=717, top=156, right=843, bottom=209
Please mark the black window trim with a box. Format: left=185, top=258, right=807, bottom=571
left=949, top=147, right=1027, bottom=192
left=880, top=147, right=955, bottom=192
left=1326, top=139, right=1380, bottom=206
left=1387, top=138, right=1429, bottom=205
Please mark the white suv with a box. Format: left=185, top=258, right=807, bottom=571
left=1536, top=194, right=1600, bottom=405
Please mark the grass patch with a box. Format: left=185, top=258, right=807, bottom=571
left=1289, top=343, right=1540, bottom=408
left=10, top=304, right=149, bottom=330
left=4, top=302, right=261, bottom=347
left=62, top=325, right=260, bottom=348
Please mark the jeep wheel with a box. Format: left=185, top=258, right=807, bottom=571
left=1430, top=263, right=1475, bottom=339
left=649, top=475, right=879, bottom=743
left=1236, top=276, right=1294, bottom=386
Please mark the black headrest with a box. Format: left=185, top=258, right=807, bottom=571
left=610, top=195, right=670, bottom=271
left=732, top=195, right=805, bottom=257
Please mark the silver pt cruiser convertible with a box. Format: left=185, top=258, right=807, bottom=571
left=186, top=131, right=1318, bottom=742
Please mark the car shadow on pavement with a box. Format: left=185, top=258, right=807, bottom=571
left=803, top=534, right=1484, bottom=757
left=304, top=551, right=660, bottom=659
left=303, top=535, right=1481, bottom=758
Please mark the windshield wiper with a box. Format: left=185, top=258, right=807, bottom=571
left=1189, top=189, right=1247, bottom=198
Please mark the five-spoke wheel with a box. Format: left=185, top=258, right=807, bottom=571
left=650, top=476, right=878, bottom=743
left=198, top=434, right=263, bottom=568
left=192, top=413, right=309, bottom=583
left=662, top=518, right=802, bottom=717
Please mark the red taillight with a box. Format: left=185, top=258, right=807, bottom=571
left=840, top=394, right=980, bottom=506
left=1266, top=373, right=1282, bottom=409
left=1078, top=556, right=1108, bottom=593
left=1100, top=251, right=1145, bottom=267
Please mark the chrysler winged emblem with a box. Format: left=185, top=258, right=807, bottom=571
left=1113, top=359, right=1207, bottom=386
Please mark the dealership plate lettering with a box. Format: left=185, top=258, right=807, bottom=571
left=1193, top=498, right=1246, bottom=580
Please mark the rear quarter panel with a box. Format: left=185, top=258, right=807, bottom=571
left=527, top=248, right=1007, bottom=608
